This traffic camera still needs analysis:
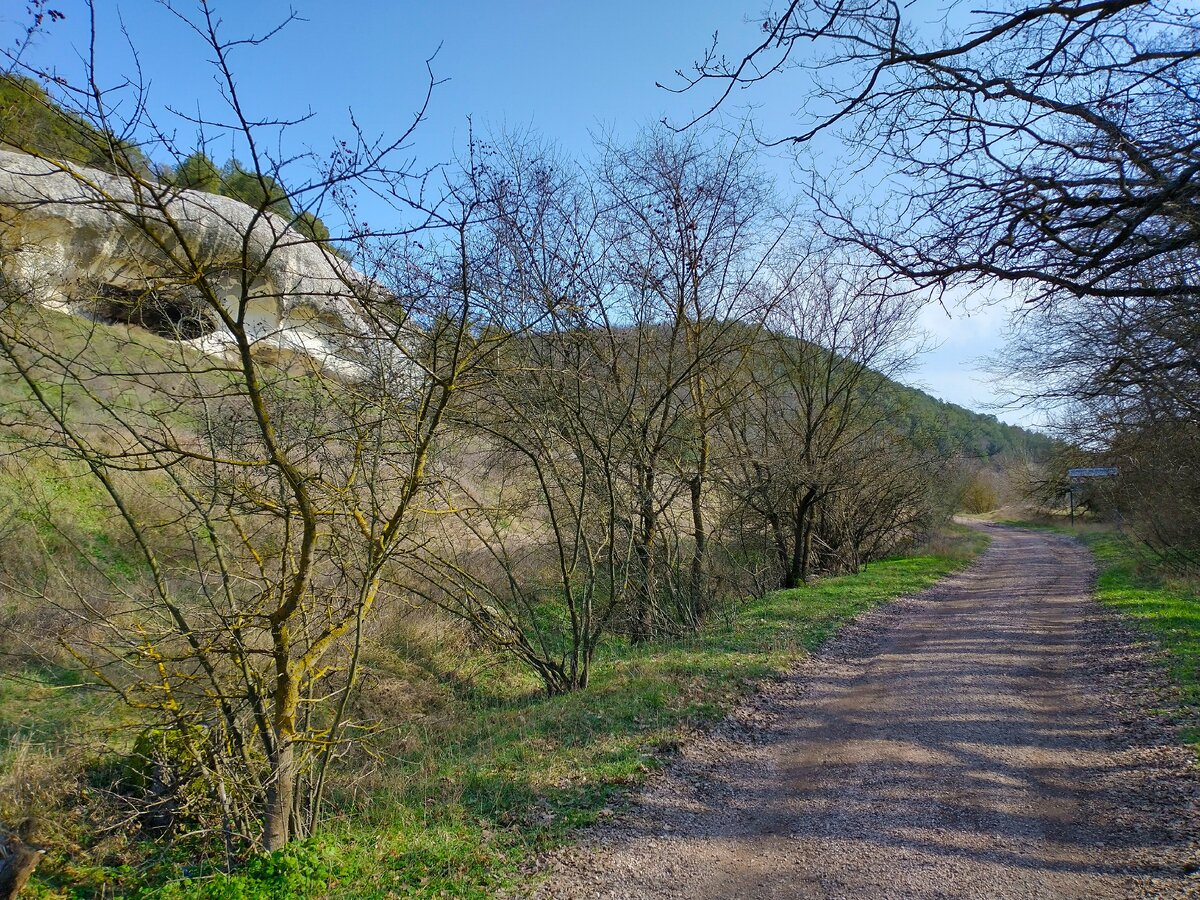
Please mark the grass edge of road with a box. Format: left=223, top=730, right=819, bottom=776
left=996, top=517, right=1199, bottom=753
left=93, top=525, right=989, bottom=900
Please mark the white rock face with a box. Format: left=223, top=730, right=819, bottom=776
left=0, top=148, right=394, bottom=379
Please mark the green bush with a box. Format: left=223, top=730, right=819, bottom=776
left=960, top=472, right=1000, bottom=513
left=145, top=843, right=339, bottom=900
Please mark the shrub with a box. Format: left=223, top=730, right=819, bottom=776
left=960, top=472, right=1000, bottom=514
left=145, top=842, right=339, bottom=900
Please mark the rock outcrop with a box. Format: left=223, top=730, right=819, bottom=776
left=0, top=148, right=392, bottom=379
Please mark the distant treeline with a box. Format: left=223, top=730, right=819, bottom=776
left=885, top=388, right=1054, bottom=461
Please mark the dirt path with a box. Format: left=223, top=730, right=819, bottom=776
left=532, top=527, right=1200, bottom=899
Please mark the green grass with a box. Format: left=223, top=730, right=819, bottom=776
left=19, top=526, right=987, bottom=899
left=1078, top=529, right=1199, bottom=748
left=998, top=516, right=1199, bottom=750
left=0, top=666, right=111, bottom=743
left=154, top=526, right=986, bottom=900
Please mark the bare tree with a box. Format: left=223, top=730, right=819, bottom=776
left=716, top=245, right=919, bottom=587
left=399, top=134, right=634, bottom=694
left=673, top=0, right=1199, bottom=305
left=595, top=127, right=785, bottom=637
left=0, top=3, right=486, bottom=852
left=672, top=0, right=1200, bottom=415
left=409, top=127, right=796, bottom=676
left=675, top=0, right=1200, bottom=560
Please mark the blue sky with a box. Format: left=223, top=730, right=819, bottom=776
left=4, top=1, right=1032, bottom=425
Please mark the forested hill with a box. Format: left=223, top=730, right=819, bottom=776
left=738, top=320, right=1055, bottom=463
left=885, top=384, right=1054, bottom=460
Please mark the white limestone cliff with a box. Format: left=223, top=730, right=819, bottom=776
left=0, top=148, right=394, bottom=379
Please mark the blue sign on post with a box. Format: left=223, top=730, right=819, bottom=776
left=1068, top=467, right=1119, bottom=479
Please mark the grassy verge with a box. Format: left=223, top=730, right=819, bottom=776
left=998, top=516, right=1199, bottom=751
left=17, top=526, right=985, bottom=898
left=101, top=525, right=988, bottom=900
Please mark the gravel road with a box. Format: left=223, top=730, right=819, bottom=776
left=531, top=526, right=1200, bottom=899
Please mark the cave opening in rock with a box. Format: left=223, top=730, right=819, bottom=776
left=88, top=283, right=217, bottom=341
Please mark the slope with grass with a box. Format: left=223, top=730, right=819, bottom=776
left=1066, top=526, right=1198, bottom=749
left=0, top=309, right=1023, bottom=898
left=15, top=528, right=987, bottom=898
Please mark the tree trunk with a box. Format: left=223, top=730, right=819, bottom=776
left=631, top=537, right=655, bottom=643
left=263, top=736, right=295, bottom=852
left=631, top=468, right=657, bottom=644
left=264, top=653, right=300, bottom=852
left=768, top=509, right=789, bottom=584
left=800, top=518, right=814, bottom=583
left=784, top=503, right=805, bottom=589
left=688, top=473, right=706, bottom=627
left=784, top=489, right=817, bottom=589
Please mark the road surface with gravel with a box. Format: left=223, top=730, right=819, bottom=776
left=532, top=526, right=1200, bottom=899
